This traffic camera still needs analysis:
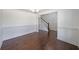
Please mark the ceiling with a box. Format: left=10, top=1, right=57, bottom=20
left=18, top=9, right=57, bottom=15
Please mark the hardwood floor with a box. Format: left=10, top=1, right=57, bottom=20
left=1, top=30, right=79, bottom=50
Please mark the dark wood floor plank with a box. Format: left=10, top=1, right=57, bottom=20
left=1, top=30, right=79, bottom=50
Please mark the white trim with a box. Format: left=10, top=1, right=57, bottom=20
left=2, top=25, right=38, bottom=41
left=58, top=26, right=79, bottom=47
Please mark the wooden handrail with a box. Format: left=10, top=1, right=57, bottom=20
left=40, top=17, right=50, bottom=32
left=40, top=17, right=49, bottom=24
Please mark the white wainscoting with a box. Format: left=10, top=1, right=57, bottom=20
left=57, top=27, right=79, bottom=47
left=2, top=25, right=38, bottom=41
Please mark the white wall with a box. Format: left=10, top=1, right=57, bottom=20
left=0, top=9, right=38, bottom=47
left=40, top=12, right=57, bottom=31
left=38, top=16, right=48, bottom=31
left=38, top=9, right=57, bottom=15
left=0, top=10, right=3, bottom=48
left=0, top=28, right=2, bottom=48
left=38, top=10, right=57, bottom=31
left=2, top=10, right=38, bottom=27
left=58, top=9, right=79, bottom=47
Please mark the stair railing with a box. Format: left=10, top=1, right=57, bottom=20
left=40, top=17, right=50, bottom=33
left=40, top=17, right=50, bottom=49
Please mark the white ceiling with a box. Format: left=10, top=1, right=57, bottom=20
left=18, top=9, right=57, bottom=15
